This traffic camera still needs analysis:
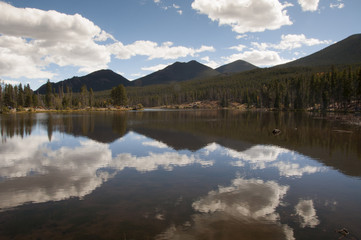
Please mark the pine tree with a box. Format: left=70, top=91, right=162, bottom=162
left=24, top=84, right=33, bottom=107
left=89, top=88, right=94, bottom=107
left=80, top=84, right=88, bottom=108
left=45, top=80, right=52, bottom=108
left=111, top=84, right=128, bottom=106
left=284, top=92, right=290, bottom=110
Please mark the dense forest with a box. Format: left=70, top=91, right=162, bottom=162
left=126, top=65, right=361, bottom=111
left=1, top=65, right=361, bottom=113
left=0, top=80, right=128, bottom=112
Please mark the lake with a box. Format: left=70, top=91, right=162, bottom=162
left=0, top=110, right=360, bottom=240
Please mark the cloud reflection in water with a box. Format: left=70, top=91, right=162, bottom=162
left=295, top=199, right=320, bottom=228
left=0, top=132, right=213, bottom=210
left=204, top=143, right=325, bottom=178
left=0, top=131, right=324, bottom=218
left=157, top=178, right=294, bottom=240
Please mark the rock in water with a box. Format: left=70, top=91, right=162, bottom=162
left=272, top=129, right=281, bottom=135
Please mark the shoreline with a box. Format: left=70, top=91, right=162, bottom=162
left=2, top=100, right=361, bottom=115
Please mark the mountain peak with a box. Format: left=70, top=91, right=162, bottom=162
left=280, top=33, right=361, bottom=67
left=132, top=60, right=219, bottom=86
left=36, top=69, right=130, bottom=93
left=216, top=60, right=258, bottom=74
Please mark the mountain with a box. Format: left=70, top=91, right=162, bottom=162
left=280, top=33, right=361, bottom=67
left=36, top=69, right=130, bottom=93
left=216, top=60, right=258, bottom=74
left=132, top=60, right=220, bottom=86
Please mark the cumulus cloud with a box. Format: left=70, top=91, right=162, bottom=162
left=298, top=0, right=319, bottom=12
left=0, top=137, right=113, bottom=210
left=191, top=0, right=293, bottom=33
left=224, top=49, right=291, bottom=67
left=111, top=151, right=213, bottom=172
left=224, top=145, right=290, bottom=163
left=225, top=34, right=331, bottom=66
left=295, top=199, right=320, bottom=228
left=271, top=34, right=332, bottom=50
left=272, top=162, right=324, bottom=177
left=109, top=41, right=214, bottom=60
left=0, top=130, right=216, bottom=211
left=193, top=178, right=289, bottom=220
left=205, top=144, right=324, bottom=178
left=0, top=2, right=214, bottom=80
left=0, top=2, right=113, bottom=78
left=157, top=177, right=294, bottom=240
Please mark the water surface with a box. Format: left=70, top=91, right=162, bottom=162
left=0, top=110, right=360, bottom=240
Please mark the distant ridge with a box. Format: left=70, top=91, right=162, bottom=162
left=216, top=60, right=258, bottom=74
left=132, top=60, right=220, bottom=86
left=36, top=69, right=130, bottom=93
left=280, top=33, right=361, bottom=67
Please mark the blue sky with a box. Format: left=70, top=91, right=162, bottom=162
left=0, top=0, right=360, bottom=89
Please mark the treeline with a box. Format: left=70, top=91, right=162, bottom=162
left=126, top=65, right=361, bottom=111
left=0, top=80, right=128, bottom=112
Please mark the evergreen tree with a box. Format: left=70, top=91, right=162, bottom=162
left=45, top=80, right=52, bottom=108
left=284, top=92, right=290, bottom=110
left=89, top=88, right=94, bottom=107
left=80, top=84, right=88, bottom=108
left=111, top=84, right=128, bottom=106
left=17, top=84, right=24, bottom=107
left=24, top=84, right=33, bottom=107
left=274, top=85, right=280, bottom=109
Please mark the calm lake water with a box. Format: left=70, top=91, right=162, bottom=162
left=0, top=110, right=360, bottom=240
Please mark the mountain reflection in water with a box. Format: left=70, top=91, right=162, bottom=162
left=0, top=110, right=360, bottom=240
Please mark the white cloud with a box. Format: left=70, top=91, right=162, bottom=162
left=201, top=56, right=219, bottom=69
left=225, top=34, right=331, bottom=67
left=224, top=49, right=291, bottom=67
left=229, top=44, right=247, bottom=52
left=0, top=2, right=213, bottom=80
left=272, top=34, right=332, bottom=50
left=141, top=63, right=170, bottom=72
left=177, top=10, right=183, bottom=15
left=272, top=162, right=324, bottom=177
left=0, top=137, right=113, bottom=210
left=250, top=34, right=332, bottom=51
left=130, top=73, right=144, bottom=79
left=295, top=199, right=320, bottom=228
left=191, top=0, right=293, bottom=34
left=157, top=177, right=294, bottom=240
left=0, top=2, right=113, bottom=78
left=0, top=2, right=113, bottom=42
left=111, top=152, right=213, bottom=172
left=298, top=0, right=319, bottom=12
left=330, top=1, right=345, bottom=9
left=109, top=41, right=214, bottom=60
left=142, top=140, right=169, bottom=149
left=0, top=132, right=214, bottom=210
left=224, top=145, right=290, bottom=164
left=236, top=34, right=248, bottom=39
left=0, top=78, right=20, bottom=85
left=142, top=63, right=167, bottom=72
left=193, top=178, right=289, bottom=220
